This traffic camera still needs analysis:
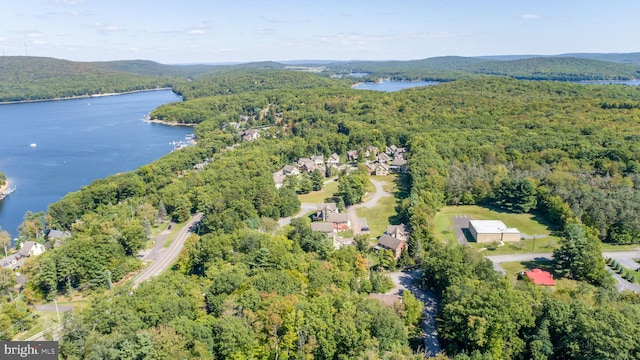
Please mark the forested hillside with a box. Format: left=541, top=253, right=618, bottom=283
left=324, top=56, right=640, bottom=81
left=4, top=67, right=640, bottom=358
left=2, top=54, right=640, bottom=103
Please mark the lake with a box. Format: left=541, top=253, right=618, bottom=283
left=353, top=80, right=440, bottom=92
left=0, top=90, right=191, bottom=239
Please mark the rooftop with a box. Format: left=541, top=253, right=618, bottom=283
left=525, top=268, right=555, bottom=286
left=469, top=220, right=519, bottom=234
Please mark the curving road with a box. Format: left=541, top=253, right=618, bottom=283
left=132, top=212, right=203, bottom=288
left=387, top=270, right=441, bottom=357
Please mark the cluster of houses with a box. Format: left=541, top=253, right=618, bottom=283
left=273, top=145, right=409, bottom=189
left=350, top=145, right=408, bottom=176
left=273, top=153, right=341, bottom=189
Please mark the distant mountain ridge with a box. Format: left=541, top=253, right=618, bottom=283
left=1, top=53, right=639, bottom=102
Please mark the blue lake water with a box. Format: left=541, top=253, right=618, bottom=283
left=0, top=90, right=190, bottom=238
left=353, top=80, right=440, bottom=92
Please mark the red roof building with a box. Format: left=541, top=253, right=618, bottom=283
left=525, top=268, right=555, bottom=286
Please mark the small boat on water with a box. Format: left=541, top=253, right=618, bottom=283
left=1, top=186, right=16, bottom=200
left=3, top=186, right=16, bottom=196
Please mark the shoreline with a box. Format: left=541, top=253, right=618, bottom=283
left=0, top=88, right=175, bottom=106
left=144, top=119, right=197, bottom=127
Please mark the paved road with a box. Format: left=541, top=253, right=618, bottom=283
left=387, top=270, right=441, bottom=357
left=139, top=222, right=175, bottom=261
left=278, top=203, right=317, bottom=227
left=132, top=213, right=203, bottom=288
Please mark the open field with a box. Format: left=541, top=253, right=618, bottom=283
left=356, top=175, right=403, bottom=237
left=435, top=205, right=563, bottom=253
left=298, top=179, right=340, bottom=204
left=500, top=260, right=580, bottom=291
left=357, top=195, right=398, bottom=237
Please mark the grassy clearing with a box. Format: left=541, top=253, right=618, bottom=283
left=500, top=260, right=579, bottom=291
left=298, top=179, right=340, bottom=204
left=474, top=237, right=559, bottom=255
left=600, top=243, right=640, bottom=252
left=357, top=195, right=398, bottom=237
left=356, top=175, right=402, bottom=237
left=437, top=205, right=559, bottom=236
left=436, top=205, right=563, bottom=253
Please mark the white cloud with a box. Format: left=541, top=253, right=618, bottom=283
left=188, top=29, right=206, bottom=35
left=521, top=14, right=541, bottom=19
left=28, top=32, right=44, bottom=38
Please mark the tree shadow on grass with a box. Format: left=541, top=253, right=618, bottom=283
left=520, top=259, right=557, bottom=275
left=390, top=173, right=411, bottom=225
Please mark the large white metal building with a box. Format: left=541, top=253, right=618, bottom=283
left=469, top=220, right=520, bottom=243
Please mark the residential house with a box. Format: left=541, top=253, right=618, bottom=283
left=326, top=153, right=340, bottom=167
left=47, top=229, right=72, bottom=248
left=390, top=156, right=408, bottom=173
left=327, top=213, right=351, bottom=231
left=310, top=155, right=324, bottom=167
left=241, top=129, right=260, bottom=141
left=314, top=203, right=338, bottom=221
left=386, top=224, right=410, bottom=242
left=377, top=152, right=391, bottom=164
left=18, top=241, right=46, bottom=258
left=297, top=158, right=316, bottom=173
left=385, top=145, right=398, bottom=155
left=282, top=165, right=300, bottom=176
left=395, top=147, right=407, bottom=156
left=347, top=150, right=358, bottom=162
left=365, top=146, right=379, bottom=158
left=311, top=222, right=337, bottom=235
left=375, top=163, right=390, bottom=176
left=310, top=222, right=343, bottom=249
left=377, top=235, right=407, bottom=259
left=364, top=161, right=378, bottom=175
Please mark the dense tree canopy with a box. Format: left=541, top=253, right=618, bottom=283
left=10, top=65, right=640, bottom=358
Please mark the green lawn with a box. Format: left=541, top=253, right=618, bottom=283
left=357, top=195, right=399, bottom=237
left=298, top=179, right=340, bottom=204
left=475, top=237, right=559, bottom=255
left=500, top=260, right=580, bottom=291
left=356, top=175, right=402, bottom=237
left=435, top=205, right=562, bottom=253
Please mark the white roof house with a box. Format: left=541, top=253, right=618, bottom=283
left=469, top=220, right=520, bottom=243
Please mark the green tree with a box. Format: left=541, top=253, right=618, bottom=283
left=552, top=223, right=609, bottom=285
left=0, top=268, right=16, bottom=302
left=311, top=169, right=324, bottom=191
left=0, top=228, right=10, bottom=257
left=338, top=170, right=369, bottom=206
left=492, top=178, right=537, bottom=213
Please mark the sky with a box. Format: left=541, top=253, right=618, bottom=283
left=0, top=0, right=638, bottom=64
